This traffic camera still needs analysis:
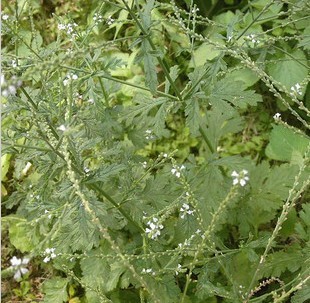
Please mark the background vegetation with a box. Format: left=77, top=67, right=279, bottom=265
left=1, top=0, right=309, bottom=302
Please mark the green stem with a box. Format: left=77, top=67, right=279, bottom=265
left=199, top=126, right=214, bottom=153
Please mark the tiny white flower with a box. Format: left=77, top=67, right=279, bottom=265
left=72, top=74, right=78, bottom=80
left=290, top=83, right=302, bottom=96
left=231, top=170, right=249, bottom=187
left=273, top=113, right=281, bottom=120
left=58, top=23, right=66, bottom=30
left=57, top=125, right=67, bottom=132
left=43, top=257, right=50, bottom=263
left=106, top=15, right=115, bottom=25
left=2, top=14, right=9, bottom=20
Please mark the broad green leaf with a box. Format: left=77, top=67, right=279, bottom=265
left=224, top=68, right=260, bottom=89
left=6, top=216, right=36, bottom=252
left=267, top=50, right=308, bottom=93
left=43, top=278, right=68, bottom=303
left=189, top=43, right=221, bottom=67
left=265, top=125, right=310, bottom=162
left=1, top=153, right=11, bottom=181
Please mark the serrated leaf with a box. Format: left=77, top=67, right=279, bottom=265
left=291, top=282, right=310, bottom=303
left=185, top=97, right=200, bottom=137
left=259, top=245, right=303, bottom=278
left=122, top=95, right=166, bottom=125
left=139, top=0, right=155, bottom=30
left=85, top=164, right=126, bottom=184
left=265, top=125, right=310, bottom=163
left=43, top=278, right=68, bottom=303
left=210, top=79, right=262, bottom=108
left=165, top=65, right=179, bottom=94
left=142, top=40, right=158, bottom=94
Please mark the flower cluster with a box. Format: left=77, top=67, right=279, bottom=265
left=247, top=34, right=260, bottom=44
left=93, top=13, right=103, bottom=25
left=231, top=170, right=249, bottom=187
left=141, top=268, right=155, bottom=275
left=9, top=256, right=30, bottom=280
left=290, top=83, right=302, bottom=96
left=145, top=129, right=155, bottom=140
left=58, top=22, right=78, bottom=39
left=171, top=164, right=185, bottom=178
left=43, top=248, right=57, bottom=263
left=145, top=217, right=164, bottom=240
left=106, top=15, right=115, bottom=25
left=63, top=73, right=78, bottom=86
left=180, top=202, right=195, bottom=219
left=1, top=74, right=22, bottom=97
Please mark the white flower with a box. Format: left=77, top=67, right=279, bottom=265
left=231, top=170, right=249, bottom=187
left=145, top=129, right=154, bottom=140
left=43, top=248, right=57, bottom=263
left=106, top=15, right=115, bottom=25
left=171, top=164, right=185, bottom=178
left=10, top=256, right=30, bottom=280
left=57, top=124, right=67, bottom=132
left=290, top=83, right=302, bottom=96
left=273, top=113, right=281, bottom=120
left=175, top=264, right=182, bottom=275
left=2, top=14, right=9, bottom=20
left=63, top=73, right=78, bottom=86
left=145, top=217, right=164, bottom=240
left=58, top=23, right=66, bottom=30
left=180, top=203, right=195, bottom=219
left=247, top=34, right=260, bottom=44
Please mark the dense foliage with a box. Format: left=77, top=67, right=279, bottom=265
left=1, top=0, right=309, bottom=302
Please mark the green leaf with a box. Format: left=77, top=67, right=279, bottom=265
left=1, top=153, right=11, bottom=181
left=185, top=96, right=200, bottom=137
left=210, top=79, right=262, bottom=109
left=43, top=278, right=68, bottom=303
left=265, top=125, right=310, bottom=163
left=190, top=42, right=221, bottom=67
left=142, top=39, right=158, bottom=94
left=291, top=282, right=310, bottom=303
left=122, top=95, right=166, bottom=125
left=259, top=245, right=303, bottom=278
left=6, top=216, right=36, bottom=252
left=267, top=50, right=308, bottom=93
left=165, top=65, right=179, bottom=94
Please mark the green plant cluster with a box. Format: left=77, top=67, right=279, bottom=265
left=1, top=0, right=310, bottom=302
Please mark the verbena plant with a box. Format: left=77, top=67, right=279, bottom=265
left=1, top=0, right=309, bottom=302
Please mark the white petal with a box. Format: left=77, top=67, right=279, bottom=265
left=20, top=268, right=29, bottom=275
left=14, top=270, right=22, bottom=280
left=233, top=179, right=239, bottom=185
left=231, top=171, right=239, bottom=177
